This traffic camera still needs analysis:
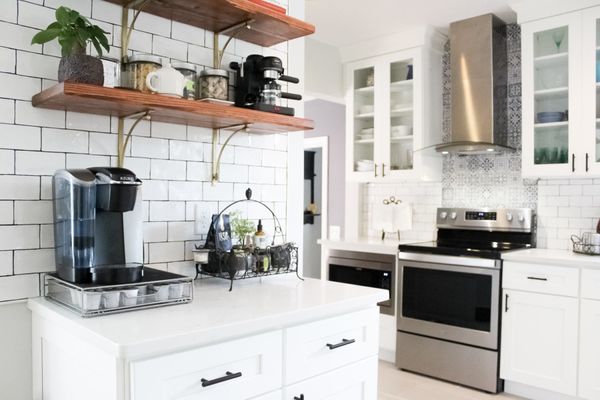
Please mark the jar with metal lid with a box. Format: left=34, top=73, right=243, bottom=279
left=121, top=55, right=162, bottom=93
left=198, top=69, right=229, bottom=101
left=172, top=61, right=197, bottom=100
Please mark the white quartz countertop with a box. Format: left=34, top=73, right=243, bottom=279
left=502, top=248, right=600, bottom=269
left=319, top=238, right=424, bottom=255
left=28, top=276, right=388, bottom=359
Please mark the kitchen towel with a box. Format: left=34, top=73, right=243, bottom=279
left=371, top=200, right=412, bottom=233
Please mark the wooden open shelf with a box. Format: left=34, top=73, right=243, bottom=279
left=105, top=0, right=315, bottom=47
left=32, top=83, right=313, bottom=134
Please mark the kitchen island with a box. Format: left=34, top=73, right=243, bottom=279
left=28, top=276, right=387, bottom=400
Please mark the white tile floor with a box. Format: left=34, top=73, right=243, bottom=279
left=378, top=361, right=523, bottom=400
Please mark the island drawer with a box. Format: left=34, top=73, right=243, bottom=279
left=130, top=330, right=282, bottom=400
left=503, top=262, right=579, bottom=297
left=284, top=307, right=379, bottom=384
left=582, top=269, right=600, bottom=300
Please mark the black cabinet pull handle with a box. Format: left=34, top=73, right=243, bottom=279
left=505, top=293, right=509, bottom=312
left=572, top=153, right=576, bottom=172
left=527, top=276, right=548, bottom=281
left=374, top=164, right=378, bottom=178
left=586, top=153, right=589, bottom=172
left=201, top=371, right=242, bottom=387
left=326, top=338, right=355, bottom=350
left=382, top=163, right=386, bottom=177
left=294, top=395, right=305, bottom=400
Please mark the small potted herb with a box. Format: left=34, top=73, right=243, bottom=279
left=31, top=6, right=110, bottom=85
left=228, top=213, right=256, bottom=276
left=230, top=212, right=256, bottom=247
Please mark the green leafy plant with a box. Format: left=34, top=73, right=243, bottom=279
left=31, top=6, right=110, bottom=57
left=230, top=212, right=256, bottom=245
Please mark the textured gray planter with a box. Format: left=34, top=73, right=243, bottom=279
left=58, top=54, right=104, bottom=85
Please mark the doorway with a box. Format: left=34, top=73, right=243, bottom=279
left=303, top=137, right=328, bottom=279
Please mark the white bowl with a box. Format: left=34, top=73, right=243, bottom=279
left=391, top=125, right=412, bottom=137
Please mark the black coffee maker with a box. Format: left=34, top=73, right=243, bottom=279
left=230, top=55, right=302, bottom=116
left=52, top=167, right=144, bottom=284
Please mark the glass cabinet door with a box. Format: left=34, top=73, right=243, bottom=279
left=388, top=59, right=414, bottom=173
left=352, top=66, right=376, bottom=174
left=532, top=25, right=570, bottom=167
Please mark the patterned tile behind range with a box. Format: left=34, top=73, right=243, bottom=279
left=441, top=24, right=538, bottom=210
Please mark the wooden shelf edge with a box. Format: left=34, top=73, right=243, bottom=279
left=32, top=83, right=313, bottom=134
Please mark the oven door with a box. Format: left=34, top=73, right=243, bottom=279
left=397, top=255, right=500, bottom=350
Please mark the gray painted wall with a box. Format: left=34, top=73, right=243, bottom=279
left=305, top=99, right=346, bottom=234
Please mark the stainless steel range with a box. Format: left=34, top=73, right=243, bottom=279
left=396, top=208, right=535, bottom=393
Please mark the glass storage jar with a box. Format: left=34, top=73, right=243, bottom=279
left=198, top=69, right=229, bottom=101
left=121, top=55, right=162, bottom=93
left=172, top=61, right=197, bottom=100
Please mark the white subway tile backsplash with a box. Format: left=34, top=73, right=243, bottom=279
left=0, top=149, right=14, bottom=173
left=151, top=159, right=186, bottom=181
left=168, top=221, right=200, bottom=241
left=0, top=22, right=39, bottom=52
left=18, top=2, right=53, bottom=28
left=151, top=122, right=187, bottom=140
left=172, top=21, right=204, bottom=45
left=0, top=274, right=39, bottom=301
left=118, top=156, right=150, bottom=179
left=149, top=241, right=184, bottom=263
left=153, top=35, right=187, bottom=60
left=0, top=72, right=41, bottom=100
left=169, top=140, right=203, bottom=161
left=249, top=166, right=275, bottom=184
left=0, top=251, right=12, bottom=276
left=0, top=175, right=39, bottom=200
left=202, top=182, right=233, bottom=201
left=186, top=161, right=211, bottom=181
left=234, top=146, right=261, bottom=166
left=0, top=124, right=40, bottom=150
left=141, top=180, right=168, bottom=200
left=149, top=201, right=185, bottom=221
left=67, top=153, right=110, bottom=169
left=16, top=150, right=64, bottom=175
left=44, top=0, right=92, bottom=15
left=187, top=126, right=212, bottom=142
left=134, top=10, right=171, bottom=37
left=131, top=136, right=169, bottom=159
left=91, top=0, right=122, bottom=24
left=0, top=47, right=16, bottom=73
left=16, top=101, right=65, bottom=128
left=13, top=248, right=54, bottom=274
left=143, top=221, right=167, bottom=243
left=40, top=176, right=52, bottom=200
left=0, top=201, right=13, bottom=224
left=168, top=181, right=202, bottom=201
left=219, top=163, right=248, bottom=183
left=0, top=1, right=17, bottom=23
left=42, top=128, right=88, bottom=153
left=40, top=224, right=54, bottom=248
left=188, top=44, right=212, bottom=65
left=67, top=111, right=110, bottom=132
left=89, top=132, right=118, bottom=156
left=0, top=98, right=14, bottom=123
left=16, top=51, right=59, bottom=80
left=129, top=29, right=153, bottom=53
left=0, top=225, right=39, bottom=250
left=14, top=200, right=52, bottom=224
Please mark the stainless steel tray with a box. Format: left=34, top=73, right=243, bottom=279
left=44, top=268, right=193, bottom=317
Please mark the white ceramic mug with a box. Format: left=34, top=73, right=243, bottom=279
left=145, top=64, right=186, bottom=97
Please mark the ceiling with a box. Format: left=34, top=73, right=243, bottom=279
left=306, top=0, right=517, bottom=47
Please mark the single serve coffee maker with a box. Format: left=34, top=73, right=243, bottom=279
left=52, top=167, right=144, bottom=284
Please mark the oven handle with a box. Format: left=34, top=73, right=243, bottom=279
left=398, top=259, right=501, bottom=277
left=398, top=252, right=500, bottom=269
left=328, top=257, right=394, bottom=272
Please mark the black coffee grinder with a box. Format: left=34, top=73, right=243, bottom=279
left=230, top=55, right=302, bottom=116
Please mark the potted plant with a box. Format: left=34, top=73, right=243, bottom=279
left=230, top=212, right=256, bottom=247
left=31, top=6, right=110, bottom=85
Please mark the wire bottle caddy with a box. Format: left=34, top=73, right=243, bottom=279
left=195, top=188, right=302, bottom=290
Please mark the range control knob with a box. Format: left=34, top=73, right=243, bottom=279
left=506, top=212, right=513, bottom=222
left=440, top=211, right=448, bottom=219
left=518, top=213, right=525, bottom=222
left=450, top=212, right=457, bottom=220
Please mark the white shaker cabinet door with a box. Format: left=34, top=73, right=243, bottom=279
left=283, top=356, right=378, bottom=400
left=500, top=290, right=578, bottom=396
left=579, top=299, right=600, bottom=400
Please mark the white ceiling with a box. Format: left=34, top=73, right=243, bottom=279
left=306, top=0, right=517, bottom=47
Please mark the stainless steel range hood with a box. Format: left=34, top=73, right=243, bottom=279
left=435, top=14, right=512, bottom=155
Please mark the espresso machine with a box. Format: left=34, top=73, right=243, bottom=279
left=52, top=167, right=144, bottom=284
left=230, top=55, right=302, bottom=116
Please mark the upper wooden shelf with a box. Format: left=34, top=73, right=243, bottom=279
left=32, top=83, right=313, bottom=134
left=105, top=0, right=315, bottom=47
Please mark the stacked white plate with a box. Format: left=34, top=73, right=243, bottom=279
left=356, top=159, right=375, bottom=171
left=391, top=125, right=412, bottom=138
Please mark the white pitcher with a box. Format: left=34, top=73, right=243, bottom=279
left=145, top=64, right=186, bottom=97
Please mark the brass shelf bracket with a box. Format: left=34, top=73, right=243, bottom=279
left=211, top=124, right=249, bottom=184
left=117, top=111, right=152, bottom=168
left=213, top=19, right=254, bottom=69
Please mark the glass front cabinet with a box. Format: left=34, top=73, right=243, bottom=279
left=522, top=7, right=600, bottom=177
left=345, top=46, right=442, bottom=182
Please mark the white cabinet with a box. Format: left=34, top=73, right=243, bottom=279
left=500, top=290, right=579, bottom=395
left=344, top=46, right=442, bottom=182
left=579, top=299, right=600, bottom=400
left=521, top=6, right=600, bottom=177
left=283, top=356, right=378, bottom=400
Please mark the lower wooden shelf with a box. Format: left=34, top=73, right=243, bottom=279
left=32, top=83, right=313, bottom=134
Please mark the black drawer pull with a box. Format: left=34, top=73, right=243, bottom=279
left=527, top=276, right=548, bottom=281
left=326, top=338, right=355, bottom=350
left=294, top=395, right=305, bottom=400
left=201, top=371, right=242, bottom=387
